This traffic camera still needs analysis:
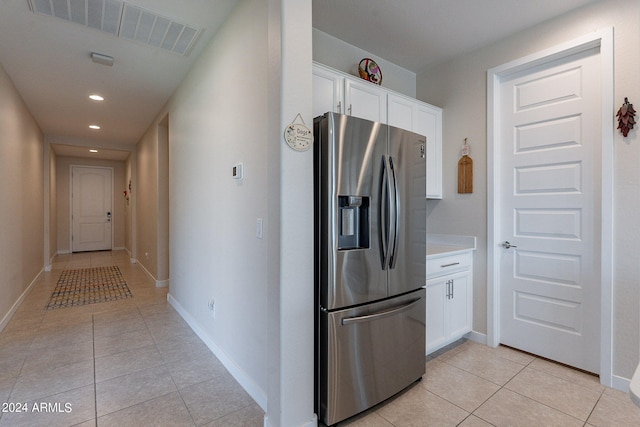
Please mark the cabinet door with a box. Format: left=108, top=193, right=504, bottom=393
left=387, top=94, right=415, bottom=130
left=344, top=78, right=387, bottom=123
left=313, top=66, right=344, bottom=118
left=414, top=105, right=442, bottom=199
left=426, top=270, right=472, bottom=355
left=448, top=273, right=472, bottom=339
left=388, top=94, right=443, bottom=199
left=425, top=278, right=447, bottom=354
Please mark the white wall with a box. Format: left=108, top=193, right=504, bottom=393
left=0, top=63, right=44, bottom=330
left=272, top=0, right=315, bottom=425
left=166, top=0, right=270, bottom=399
left=49, top=148, right=57, bottom=262
left=313, top=28, right=416, bottom=97
left=149, top=1, right=315, bottom=423
left=417, top=0, right=640, bottom=380
left=135, top=118, right=169, bottom=285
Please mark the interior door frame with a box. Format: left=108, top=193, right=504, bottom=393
left=487, top=28, right=614, bottom=386
left=70, top=165, right=114, bottom=252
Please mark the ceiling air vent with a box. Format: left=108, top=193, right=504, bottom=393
left=119, top=4, right=199, bottom=55
left=28, top=0, right=201, bottom=56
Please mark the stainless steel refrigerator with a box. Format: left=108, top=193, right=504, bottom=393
left=314, top=112, right=426, bottom=426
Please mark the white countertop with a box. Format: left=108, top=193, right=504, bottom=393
left=427, top=234, right=476, bottom=258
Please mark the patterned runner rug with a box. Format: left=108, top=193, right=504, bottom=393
left=46, top=266, right=133, bottom=310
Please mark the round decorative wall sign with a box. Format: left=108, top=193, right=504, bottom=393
left=284, top=114, right=313, bottom=151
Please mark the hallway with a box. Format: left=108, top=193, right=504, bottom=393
left=0, top=251, right=264, bottom=426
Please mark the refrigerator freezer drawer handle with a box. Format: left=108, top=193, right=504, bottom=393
left=341, top=298, right=421, bottom=326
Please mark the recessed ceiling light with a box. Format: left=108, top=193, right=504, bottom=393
left=89, top=94, right=104, bottom=101
left=89, top=149, right=98, bottom=153
left=89, top=125, right=101, bottom=130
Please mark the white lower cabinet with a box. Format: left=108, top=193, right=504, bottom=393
left=426, top=251, right=473, bottom=354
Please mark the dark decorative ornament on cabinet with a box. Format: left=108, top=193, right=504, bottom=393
left=358, top=58, right=382, bottom=85
left=616, top=97, right=636, bottom=137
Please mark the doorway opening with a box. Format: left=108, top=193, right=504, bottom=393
left=487, top=29, right=614, bottom=384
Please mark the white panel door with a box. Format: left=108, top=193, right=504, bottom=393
left=72, top=166, right=113, bottom=252
left=499, top=47, right=601, bottom=373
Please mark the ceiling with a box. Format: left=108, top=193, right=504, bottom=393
left=312, top=0, right=602, bottom=72
left=0, top=0, right=240, bottom=153
left=0, top=0, right=602, bottom=159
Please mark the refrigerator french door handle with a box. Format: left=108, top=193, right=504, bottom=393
left=340, top=298, right=421, bottom=325
left=379, top=155, right=393, bottom=270
left=388, top=156, right=399, bottom=269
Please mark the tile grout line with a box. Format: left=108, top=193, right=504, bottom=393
left=434, top=345, right=600, bottom=426
left=508, top=355, right=604, bottom=423
left=477, top=353, right=596, bottom=425
left=92, top=313, right=98, bottom=426
left=137, top=305, right=198, bottom=426
left=583, top=386, right=607, bottom=425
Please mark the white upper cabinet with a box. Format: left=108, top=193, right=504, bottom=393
left=313, top=62, right=443, bottom=199
left=414, top=104, right=442, bottom=199
left=312, top=65, right=344, bottom=118
left=387, top=93, right=415, bottom=130
left=344, top=78, right=387, bottom=124
left=387, top=93, right=442, bottom=199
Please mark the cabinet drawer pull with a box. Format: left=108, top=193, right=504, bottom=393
left=440, top=262, right=460, bottom=268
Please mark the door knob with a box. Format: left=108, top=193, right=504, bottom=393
left=502, top=241, right=517, bottom=249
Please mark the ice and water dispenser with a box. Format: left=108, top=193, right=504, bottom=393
left=338, top=196, right=370, bottom=250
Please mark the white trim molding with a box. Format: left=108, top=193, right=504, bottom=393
left=137, top=260, right=169, bottom=288
left=167, top=293, right=267, bottom=410
left=0, top=269, right=43, bottom=333
left=486, top=28, right=614, bottom=386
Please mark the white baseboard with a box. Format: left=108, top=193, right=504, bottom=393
left=612, top=375, right=631, bottom=393
left=264, top=414, right=317, bottom=427
left=137, top=261, right=168, bottom=288
left=45, top=251, right=59, bottom=271
left=167, top=293, right=267, bottom=411
left=0, top=269, right=43, bottom=333
left=58, top=250, right=71, bottom=255
left=466, top=330, right=487, bottom=346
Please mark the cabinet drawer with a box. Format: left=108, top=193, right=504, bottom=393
left=426, top=252, right=472, bottom=279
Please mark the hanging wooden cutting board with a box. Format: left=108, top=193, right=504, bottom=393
left=458, top=155, right=473, bottom=193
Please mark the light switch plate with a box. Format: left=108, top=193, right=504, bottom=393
left=232, top=162, right=243, bottom=180
left=256, top=218, right=263, bottom=239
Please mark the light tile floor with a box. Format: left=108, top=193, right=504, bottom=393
left=2, top=251, right=640, bottom=426
left=0, top=251, right=263, bottom=427
left=339, top=342, right=640, bottom=427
